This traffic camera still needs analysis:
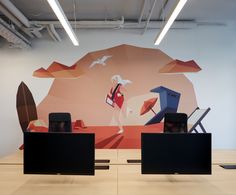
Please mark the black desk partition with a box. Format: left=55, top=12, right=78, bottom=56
left=141, top=133, right=211, bottom=174
left=24, top=132, right=95, bottom=175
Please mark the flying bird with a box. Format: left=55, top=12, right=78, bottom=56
left=89, top=55, right=112, bottom=68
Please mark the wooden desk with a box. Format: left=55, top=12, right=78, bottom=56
left=1, top=149, right=236, bottom=165
left=0, top=150, right=236, bottom=195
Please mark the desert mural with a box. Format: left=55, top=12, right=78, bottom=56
left=17, top=44, right=202, bottom=149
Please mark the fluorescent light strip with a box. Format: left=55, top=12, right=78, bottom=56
left=47, top=0, right=79, bottom=46
left=154, top=0, right=187, bottom=45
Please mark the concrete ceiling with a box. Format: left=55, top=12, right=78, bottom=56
left=0, top=0, right=235, bottom=48
left=8, top=0, right=236, bottom=21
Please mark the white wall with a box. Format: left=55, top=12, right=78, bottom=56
left=0, top=23, right=236, bottom=157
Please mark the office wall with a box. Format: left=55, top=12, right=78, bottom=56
left=0, top=22, right=236, bottom=156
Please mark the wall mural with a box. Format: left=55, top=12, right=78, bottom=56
left=16, top=44, right=202, bottom=149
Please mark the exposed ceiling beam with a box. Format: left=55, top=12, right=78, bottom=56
left=47, top=24, right=61, bottom=42
left=158, top=0, right=172, bottom=19
left=0, top=3, right=34, bottom=38
left=0, top=17, right=31, bottom=48
left=138, top=0, right=147, bottom=24
left=126, top=20, right=197, bottom=29
left=0, top=0, right=30, bottom=27
left=29, top=19, right=201, bottom=29
left=142, top=0, right=157, bottom=34
left=30, top=17, right=125, bottom=29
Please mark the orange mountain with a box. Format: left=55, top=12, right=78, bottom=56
left=159, top=59, right=201, bottom=73
left=47, top=62, right=69, bottom=72
left=33, top=68, right=53, bottom=78
left=33, top=61, right=83, bottom=78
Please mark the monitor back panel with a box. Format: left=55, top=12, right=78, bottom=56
left=141, top=133, right=211, bottom=174
left=24, top=132, right=95, bottom=175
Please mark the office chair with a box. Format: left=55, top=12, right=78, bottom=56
left=164, top=113, right=188, bottom=133
left=187, top=107, right=210, bottom=133
left=48, top=112, right=72, bottom=132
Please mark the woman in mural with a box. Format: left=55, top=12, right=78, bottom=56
left=108, top=75, right=131, bottom=134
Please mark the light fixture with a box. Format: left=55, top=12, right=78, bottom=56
left=154, top=0, right=187, bottom=45
left=47, top=0, right=79, bottom=46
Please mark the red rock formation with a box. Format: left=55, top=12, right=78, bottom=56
left=159, top=59, right=201, bottom=73
left=33, top=61, right=83, bottom=78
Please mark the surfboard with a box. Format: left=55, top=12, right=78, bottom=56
left=16, top=82, right=38, bottom=132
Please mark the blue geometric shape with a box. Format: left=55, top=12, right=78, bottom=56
left=145, top=86, right=181, bottom=125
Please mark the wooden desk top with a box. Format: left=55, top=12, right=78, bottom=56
left=1, top=149, right=236, bottom=165
left=0, top=150, right=236, bottom=195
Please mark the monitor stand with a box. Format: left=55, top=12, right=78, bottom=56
left=220, top=165, right=236, bottom=169
left=95, top=165, right=109, bottom=170
left=95, top=159, right=110, bottom=163
left=127, top=159, right=141, bottom=163
left=95, top=159, right=110, bottom=170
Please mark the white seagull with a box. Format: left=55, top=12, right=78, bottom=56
left=89, top=55, right=112, bottom=68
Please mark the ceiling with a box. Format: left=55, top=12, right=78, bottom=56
left=0, top=0, right=235, bottom=48
left=9, top=0, right=236, bottom=21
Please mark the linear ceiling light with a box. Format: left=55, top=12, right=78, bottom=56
left=154, top=0, right=187, bottom=45
left=47, top=0, right=79, bottom=46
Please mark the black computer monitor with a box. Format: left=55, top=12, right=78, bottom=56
left=24, top=132, right=95, bottom=175
left=141, top=133, right=211, bottom=174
